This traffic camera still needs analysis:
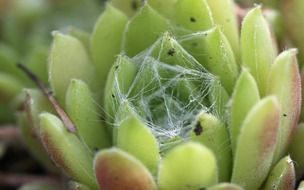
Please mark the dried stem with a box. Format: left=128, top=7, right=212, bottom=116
left=17, top=63, right=77, bottom=133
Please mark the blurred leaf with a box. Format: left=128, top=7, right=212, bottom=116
left=90, top=4, right=128, bottom=97
left=39, top=113, right=98, bottom=189
left=48, top=32, right=95, bottom=105
left=18, top=111, right=57, bottom=173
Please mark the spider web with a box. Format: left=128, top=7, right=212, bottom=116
left=109, top=33, right=225, bottom=153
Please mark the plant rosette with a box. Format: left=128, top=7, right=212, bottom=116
left=18, top=0, right=303, bottom=190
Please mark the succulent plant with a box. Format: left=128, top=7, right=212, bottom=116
left=2, top=0, right=304, bottom=189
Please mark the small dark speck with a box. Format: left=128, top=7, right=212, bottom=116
left=190, top=17, right=196, bottom=22
left=115, top=65, right=119, bottom=70
left=283, top=113, right=287, bottom=117
left=194, top=122, right=203, bottom=136
left=112, top=94, right=115, bottom=98
left=192, top=42, right=198, bottom=47
left=204, top=33, right=208, bottom=37
left=131, top=0, right=138, bottom=10
left=167, top=48, right=175, bottom=56
left=198, top=188, right=206, bottom=190
left=209, top=56, right=213, bottom=60
left=47, top=91, right=53, bottom=95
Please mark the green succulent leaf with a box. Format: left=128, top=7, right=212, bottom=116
left=267, top=49, right=301, bottom=163
left=191, top=112, right=232, bottom=182
left=231, top=96, right=280, bottom=190
left=94, top=148, right=156, bottom=190
left=116, top=103, right=160, bottom=174
left=158, top=142, right=218, bottom=190
left=24, top=89, right=54, bottom=131
left=288, top=123, right=304, bottom=179
left=39, top=113, right=97, bottom=189
left=206, top=0, right=239, bottom=57
left=198, top=27, right=238, bottom=94
left=241, top=7, right=277, bottom=96
left=69, top=27, right=91, bottom=53
left=110, top=0, right=144, bottom=17
left=147, top=0, right=177, bottom=18
left=207, top=183, right=244, bottom=190
left=179, top=27, right=238, bottom=94
left=172, top=0, right=214, bottom=32
left=123, top=4, right=171, bottom=56
left=263, top=156, right=295, bottom=190
left=18, top=112, right=57, bottom=173
left=48, top=32, right=95, bottom=105
left=229, top=70, right=260, bottom=154
left=65, top=79, right=111, bottom=150
left=91, top=4, right=128, bottom=97
left=104, top=55, right=137, bottom=123
left=149, top=32, right=203, bottom=69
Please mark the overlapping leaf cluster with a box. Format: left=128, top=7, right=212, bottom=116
left=2, top=0, right=304, bottom=190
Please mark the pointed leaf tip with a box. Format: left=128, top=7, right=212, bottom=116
left=241, top=6, right=277, bottom=96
